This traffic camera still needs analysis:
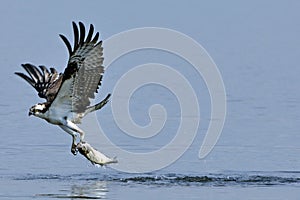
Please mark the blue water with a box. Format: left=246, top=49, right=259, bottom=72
left=1, top=1, right=300, bottom=199
left=2, top=171, right=300, bottom=199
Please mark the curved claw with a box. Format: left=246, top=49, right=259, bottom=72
left=71, top=144, right=78, bottom=155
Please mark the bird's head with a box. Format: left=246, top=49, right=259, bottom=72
left=29, top=103, right=47, bottom=117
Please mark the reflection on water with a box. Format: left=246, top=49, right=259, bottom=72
left=37, top=181, right=108, bottom=199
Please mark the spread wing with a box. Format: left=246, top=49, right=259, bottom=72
left=15, top=64, right=63, bottom=102
left=50, top=22, right=104, bottom=113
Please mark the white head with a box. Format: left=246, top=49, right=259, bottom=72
left=28, top=103, right=47, bottom=117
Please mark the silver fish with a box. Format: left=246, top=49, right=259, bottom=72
left=77, top=142, right=117, bottom=166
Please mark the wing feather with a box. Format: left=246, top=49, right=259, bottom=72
left=39, top=65, right=50, bottom=82
left=51, top=22, right=105, bottom=113
left=15, top=63, right=63, bottom=102
left=91, top=32, right=99, bottom=44
left=72, top=21, right=79, bottom=52
left=86, top=24, right=94, bottom=42
left=15, top=72, right=35, bottom=88
left=59, top=34, right=72, bottom=56
left=79, top=22, right=85, bottom=45
left=22, top=64, right=40, bottom=83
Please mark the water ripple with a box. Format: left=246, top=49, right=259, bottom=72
left=12, top=171, right=300, bottom=187
left=117, top=174, right=300, bottom=187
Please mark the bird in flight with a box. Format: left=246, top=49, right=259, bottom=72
left=15, top=22, right=116, bottom=165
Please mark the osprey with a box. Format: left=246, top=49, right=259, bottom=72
left=15, top=22, right=114, bottom=164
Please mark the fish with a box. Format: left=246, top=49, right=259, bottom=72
left=77, top=142, right=118, bottom=166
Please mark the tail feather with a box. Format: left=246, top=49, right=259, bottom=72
left=95, top=93, right=111, bottom=110
left=85, top=93, right=111, bottom=115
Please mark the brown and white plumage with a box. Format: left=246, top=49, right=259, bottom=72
left=15, top=64, right=62, bottom=102
left=15, top=22, right=111, bottom=156
left=56, top=22, right=105, bottom=113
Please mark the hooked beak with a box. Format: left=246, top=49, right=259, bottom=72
left=28, top=111, right=33, bottom=116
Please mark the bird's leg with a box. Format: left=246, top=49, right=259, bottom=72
left=65, top=120, right=85, bottom=142
left=71, top=134, right=78, bottom=155
left=59, top=125, right=79, bottom=155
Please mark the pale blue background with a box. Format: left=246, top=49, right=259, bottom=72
left=0, top=1, right=300, bottom=199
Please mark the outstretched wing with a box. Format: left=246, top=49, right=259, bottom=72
left=50, top=22, right=104, bottom=113
left=15, top=64, right=63, bottom=102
